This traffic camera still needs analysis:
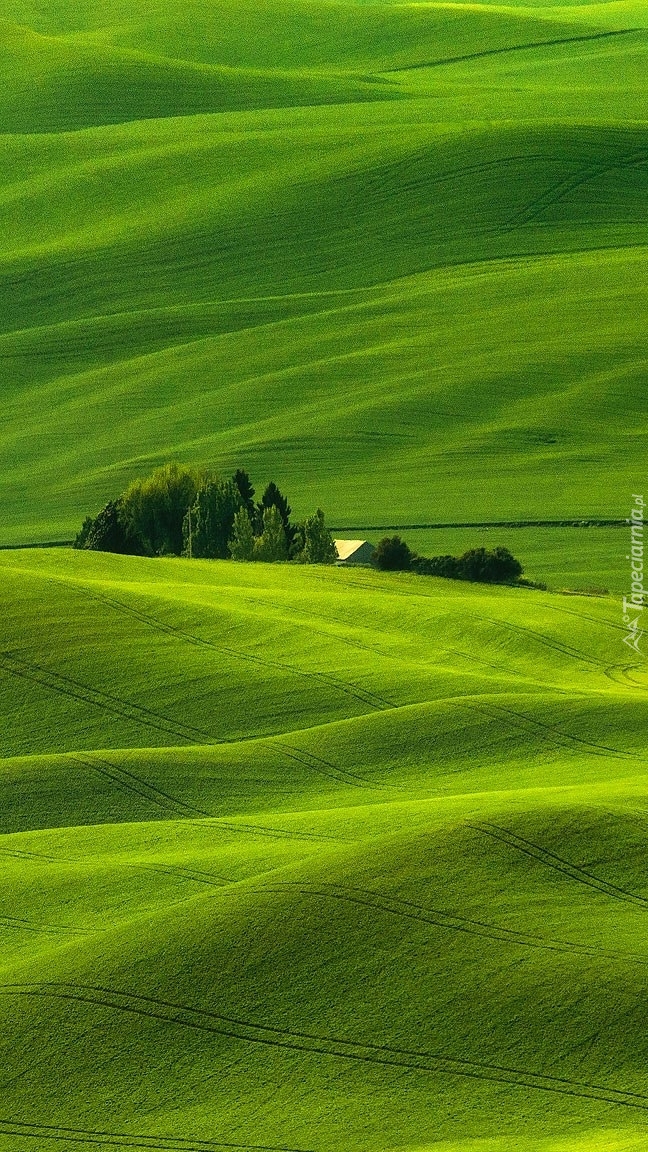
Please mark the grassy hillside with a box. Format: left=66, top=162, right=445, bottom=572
left=0, top=547, right=646, bottom=1152
left=1, top=0, right=647, bottom=542
left=3, top=1, right=646, bottom=1148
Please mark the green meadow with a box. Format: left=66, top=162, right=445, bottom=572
left=2, top=0, right=647, bottom=1149
left=1, top=0, right=647, bottom=540
left=0, top=547, right=647, bottom=1152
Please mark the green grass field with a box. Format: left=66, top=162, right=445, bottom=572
left=0, top=547, right=647, bottom=1152
left=3, top=0, right=647, bottom=1148
left=1, top=0, right=647, bottom=542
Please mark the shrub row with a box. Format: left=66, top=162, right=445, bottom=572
left=373, top=536, right=523, bottom=584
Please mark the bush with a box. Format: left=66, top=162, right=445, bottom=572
left=413, top=545, right=523, bottom=584
left=373, top=536, right=412, bottom=571
left=457, top=546, right=523, bottom=583
left=412, top=554, right=460, bottom=578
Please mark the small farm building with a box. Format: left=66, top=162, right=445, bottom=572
left=334, top=540, right=376, bottom=566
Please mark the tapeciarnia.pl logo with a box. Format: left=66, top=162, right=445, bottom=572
left=623, top=493, right=645, bottom=654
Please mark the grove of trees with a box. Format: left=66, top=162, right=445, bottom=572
left=75, top=463, right=525, bottom=585
left=75, top=464, right=337, bottom=565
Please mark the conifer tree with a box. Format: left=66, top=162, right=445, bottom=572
left=299, top=508, right=337, bottom=564
left=229, top=507, right=256, bottom=560
left=257, top=482, right=294, bottom=546
left=254, top=505, right=288, bottom=561
left=232, top=469, right=256, bottom=521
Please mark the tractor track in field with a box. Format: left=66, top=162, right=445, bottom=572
left=463, top=699, right=646, bottom=764
left=137, top=863, right=232, bottom=888
left=383, top=28, right=642, bottom=72
left=4, top=981, right=648, bottom=1112
left=465, top=612, right=606, bottom=669
left=271, top=742, right=392, bottom=790
left=0, top=652, right=214, bottom=746
left=238, top=591, right=411, bottom=675
left=471, top=823, right=648, bottom=909
left=89, top=589, right=391, bottom=713
left=0, top=842, right=232, bottom=891
left=0, top=914, right=86, bottom=936
left=604, top=665, right=648, bottom=692
left=0, top=847, right=63, bottom=863
left=505, top=147, right=648, bottom=231
left=0, top=1118, right=312, bottom=1151
left=69, top=755, right=212, bottom=819
left=252, top=880, right=648, bottom=966
left=334, top=576, right=611, bottom=678
left=447, top=646, right=530, bottom=680
left=184, top=819, right=344, bottom=845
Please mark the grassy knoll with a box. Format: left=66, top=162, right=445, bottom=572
left=0, top=548, right=647, bottom=1151
left=1, top=0, right=647, bottom=543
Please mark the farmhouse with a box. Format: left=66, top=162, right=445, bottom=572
left=334, top=540, right=375, bottom=566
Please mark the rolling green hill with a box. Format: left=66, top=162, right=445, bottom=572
left=2, top=4, right=647, bottom=1148
left=0, top=547, right=646, bottom=1152
left=1, top=0, right=647, bottom=542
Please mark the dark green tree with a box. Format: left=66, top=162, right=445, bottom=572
left=299, top=508, right=337, bottom=564
left=121, top=463, right=201, bottom=556
left=76, top=500, right=145, bottom=555
left=457, top=546, right=522, bottom=583
left=373, top=535, right=412, bottom=571
left=254, top=505, right=288, bottom=561
left=184, top=478, right=242, bottom=559
left=412, top=554, right=460, bottom=578
left=229, top=507, right=256, bottom=561
left=257, top=482, right=295, bottom=547
left=289, top=521, right=306, bottom=560
left=232, top=469, right=256, bottom=522
left=74, top=516, right=94, bottom=550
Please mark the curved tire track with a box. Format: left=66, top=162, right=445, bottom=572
left=70, top=755, right=212, bottom=819
left=0, top=653, right=214, bottom=746
left=255, top=881, right=648, bottom=966
left=3, top=982, right=648, bottom=1112
left=271, top=742, right=388, bottom=790
left=469, top=700, right=647, bottom=765
left=0, top=1118, right=311, bottom=1151
left=383, top=28, right=641, bottom=73
left=472, top=823, right=648, bottom=909
left=89, top=590, right=390, bottom=713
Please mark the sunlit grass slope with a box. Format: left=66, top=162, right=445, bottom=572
left=0, top=548, right=647, bottom=1152
left=2, top=0, right=648, bottom=541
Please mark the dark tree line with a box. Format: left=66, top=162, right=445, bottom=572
left=75, top=464, right=336, bottom=564
left=75, top=462, right=524, bottom=584
left=372, top=536, right=523, bottom=584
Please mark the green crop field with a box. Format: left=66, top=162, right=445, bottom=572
left=1, top=0, right=647, bottom=542
left=0, top=547, right=647, bottom=1152
left=2, top=0, right=647, bottom=1149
